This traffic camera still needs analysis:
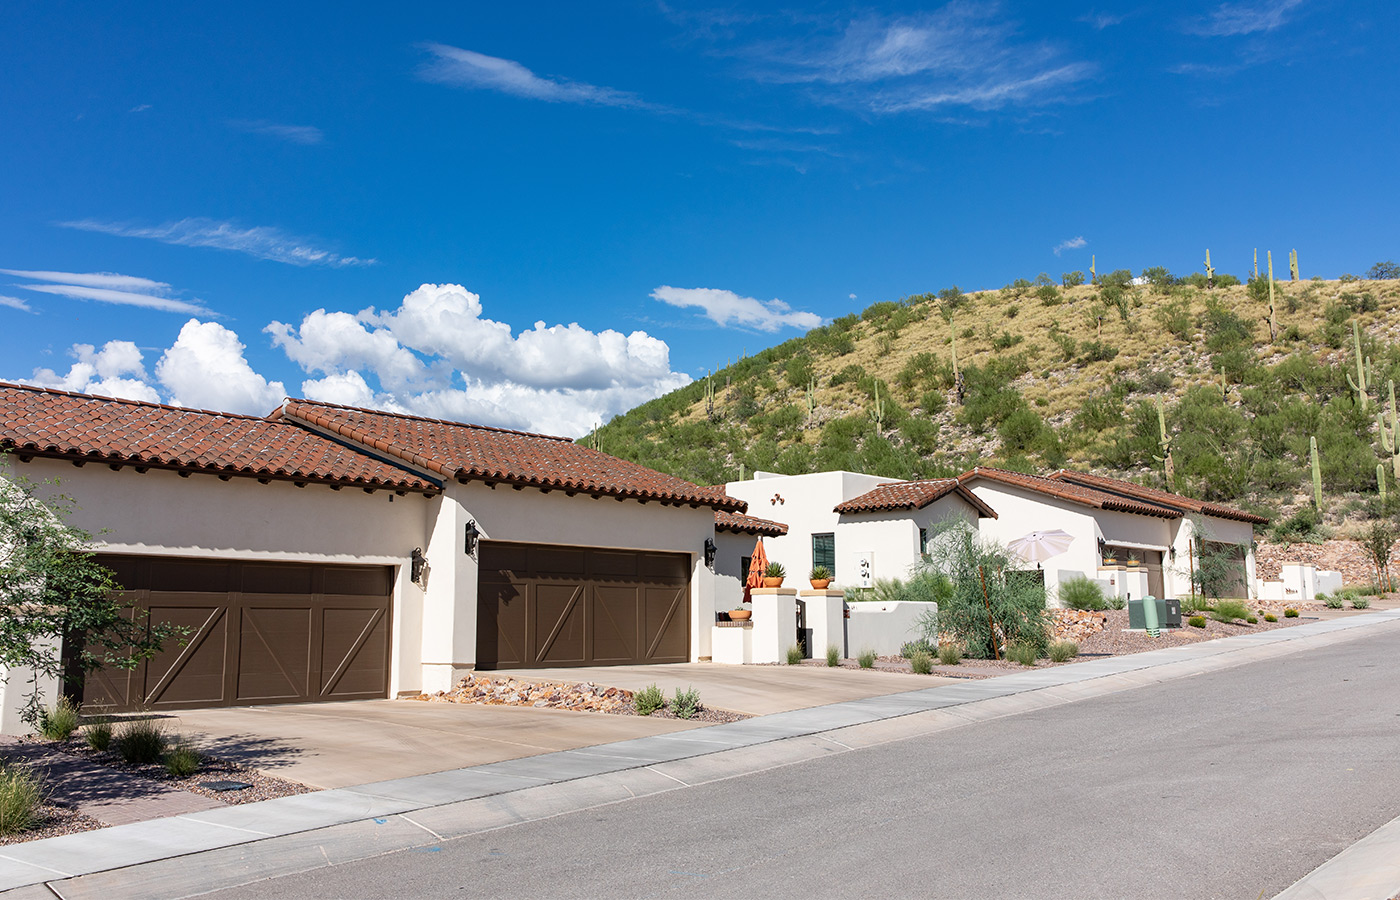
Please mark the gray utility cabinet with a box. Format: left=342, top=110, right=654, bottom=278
left=1127, top=597, right=1182, bottom=629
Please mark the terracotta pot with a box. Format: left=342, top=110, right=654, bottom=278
left=809, top=579, right=832, bottom=590
left=729, top=609, right=752, bottom=621
left=762, top=576, right=784, bottom=588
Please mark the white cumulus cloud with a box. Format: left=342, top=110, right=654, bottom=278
left=651, top=285, right=823, bottom=333
left=155, top=320, right=288, bottom=413
left=1053, top=236, right=1087, bottom=256
left=27, top=340, right=162, bottom=403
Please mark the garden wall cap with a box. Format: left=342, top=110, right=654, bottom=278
left=279, top=398, right=745, bottom=512
left=834, top=478, right=998, bottom=518
left=0, top=382, right=438, bottom=494
left=1050, top=469, right=1269, bottom=524
left=957, top=466, right=1181, bottom=519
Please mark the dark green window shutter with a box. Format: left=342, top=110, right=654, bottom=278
left=812, top=533, right=835, bottom=577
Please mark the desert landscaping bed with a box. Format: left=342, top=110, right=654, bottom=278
left=418, top=675, right=750, bottom=724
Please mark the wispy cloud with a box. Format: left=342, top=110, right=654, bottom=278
left=129, top=104, right=152, bottom=113
left=737, top=7, right=1095, bottom=113
left=651, top=285, right=822, bottom=332
left=1053, top=236, right=1087, bottom=256
left=1187, top=0, right=1304, bottom=36
left=229, top=120, right=324, bottom=145
left=418, top=44, right=657, bottom=109
left=3, top=269, right=212, bottom=315
left=0, top=295, right=34, bottom=312
left=58, top=218, right=376, bottom=267
left=1079, top=11, right=1126, bottom=30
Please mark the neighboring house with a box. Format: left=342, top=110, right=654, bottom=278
left=721, top=471, right=995, bottom=589
left=711, top=509, right=788, bottom=608
left=958, top=467, right=1266, bottom=603
left=0, top=383, right=745, bottom=724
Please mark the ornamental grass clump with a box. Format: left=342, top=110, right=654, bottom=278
left=908, top=650, right=933, bottom=675
left=0, top=765, right=43, bottom=836
left=85, top=719, right=112, bottom=751
left=38, top=698, right=79, bottom=741
left=785, top=644, right=804, bottom=665
left=857, top=649, right=877, bottom=669
left=671, top=686, right=700, bottom=720
left=1048, top=640, right=1079, bottom=663
left=634, top=684, right=666, bottom=716
left=1006, top=643, right=1038, bottom=667
left=165, top=739, right=201, bottom=777
left=1209, top=600, right=1251, bottom=624
left=116, top=719, right=167, bottom=764
left=825, top=644, right=841, bottom=667
left=936, top=643, right=962, bottom=666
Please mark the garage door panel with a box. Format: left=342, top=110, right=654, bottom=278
left=477, top=542, right=688, bottom=670
left=145, top=603, right=229, bottom=707
left=85, top=557, right=391, bottom=712
left=534, top=583, right=586, bottom=665
left=593, top=586, right=639, bottom=663
left=643, top=586, right=688, bottom=663
left=320, top=607, right=388, bottom=698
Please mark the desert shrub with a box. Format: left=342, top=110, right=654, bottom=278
left=1036, top=285, right=1062, bottom=305
left=1368, top=261, right=1400, bottom=279
left=635, top=684, right=666, bottom=715
left=671, top=687, right=701, bottom=720
left=1352, top=596, right=1371, bottom=609
left=991, top=331, right=1023, bottom=350
left=1062, top=271, right=1085, bottom=287
left=1284, top=608, right=1299, bottom=618
left=826, top=644, right=841, bottom=667
left=165, top=740, right=201, bottom=778
left=909, top=650, right=933, bottom=675
left=917, top=520, right=1049, bottom=659
left=920, top=390, right=948, bottom=415
left=857, top=649, right=877, bottom=669
left=0, top=765, right=43, bottom=836
left=900, top=638, right=936, bottom=658
left=1059, top=576, right=1107, bottom=611
left=1048, top=641, right=1079, bottom=663
left=116, top=719, right=167, bottom=764
left=85, top=719, right=112, bottom=751
left=1210, top=599, right=1251, bottom=623
left=1246, top=615, right=1258, bottom=624
left=1006, top=643, right=1038, bottom=667
left=1264, top=613, right=1278, bottom=622
left=38, top=698, right=80, bottom=741
left=1155, top=299, right=1193, bottom=342
left=1271, top=506, right=1329, bottom=544
left=936, top=643, right=962, bottom=666
left=1322, top=594, right=1344, bottom=609
left=1078, top=341, right=1120, bottom=364
left=1108, top=596, right=1125, bottom=610
left=1188, top=615, right=1207, bottom=628
left=785, top=644, right=803, bottom=665
left=1202, top=298, right=1255, bottom=353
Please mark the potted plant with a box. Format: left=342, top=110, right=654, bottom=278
left=1101, top=551, right=1118, bottom=567
left=809, top=565, right=832, bottom=590
left=762, top=561, right=786, bottom=588
left=1126, top=554, right=1141, bottom=568
left=728, top=604, right=752, bottom=621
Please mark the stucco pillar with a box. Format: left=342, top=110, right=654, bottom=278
left=419, top=487, right=478, bottom=692
left=799, top=589, right=845, bottom=659
left=749, top=587, right=798, bottom=664
left=0, top=635, right=61, bottom=736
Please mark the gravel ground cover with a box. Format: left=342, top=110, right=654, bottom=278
left=420, top=675, right=749, bottom=723
left=0, top=801, right=105, bottom=846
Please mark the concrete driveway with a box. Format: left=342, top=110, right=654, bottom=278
left=166, top=664, right=952, bottom=789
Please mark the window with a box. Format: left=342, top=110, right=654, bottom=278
left=812, top=533, right=835, bottom=578
left=740, top=555, right=752, bottom=580
left=919, top=527, right=929, bottom=556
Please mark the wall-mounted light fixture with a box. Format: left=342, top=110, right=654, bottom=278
left=464, top=520, right=480, bottom=555
left=1096, top=537, right=1107, bottom=558
left=410, top=547, right=427, bottom=586
left=704, top=537, right=717, bottom=568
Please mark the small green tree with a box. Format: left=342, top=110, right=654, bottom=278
left=914, top=520, right=1049, bottom=659
left=1362, top=520, right=1395, bottom=593
left=1189, top=518, right=1244, bottom=601
left=1, top=463, right=181, bottom=725
left=1366, top=261, right=1400, bottom=280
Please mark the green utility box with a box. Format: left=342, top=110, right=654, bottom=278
left=1128, top=597, right=1182, bottom=629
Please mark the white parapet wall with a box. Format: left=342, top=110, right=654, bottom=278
left=0, top=635, right=61, bottom=736
left=844, top=601, right=934, bottom=657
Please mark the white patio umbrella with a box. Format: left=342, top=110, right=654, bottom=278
left=1008, top=529, right=1075, bottom=568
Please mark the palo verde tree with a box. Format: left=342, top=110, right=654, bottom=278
left=914, top=519, right=1050, bottom=659
left=0, top=460, right=181, bottom=725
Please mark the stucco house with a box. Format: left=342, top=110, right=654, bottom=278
left=0, top=382, right=751, bottom=724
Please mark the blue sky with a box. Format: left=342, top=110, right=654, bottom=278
left=3, top=1, right=1397, bottom=435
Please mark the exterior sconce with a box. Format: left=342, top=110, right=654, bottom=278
left=1096, top=537, right=1107, bottom=557
left=410, top=548, right=427, bottom=586
left=704, top=538, right=717, bottom=568
left=464, top=520, right=480, bottom=555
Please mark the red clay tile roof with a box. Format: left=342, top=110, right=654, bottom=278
left=1051, top=470, right=1269, bottom=525
left=834, top=478, right=999, bottom=518
left=957, top=466, right=1181, bottom=519
left=281, top=398, right=745, bottom=511
left=0, top=382, right=437, bottom=493
left=715, top=509, right=788, bottom=536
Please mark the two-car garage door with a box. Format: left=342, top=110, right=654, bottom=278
left=83, top=556, right=393, bottom=712
left=475, top=542, right=691, bottom=670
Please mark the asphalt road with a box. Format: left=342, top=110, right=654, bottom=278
left=206, top=627, right=1400, bottom=899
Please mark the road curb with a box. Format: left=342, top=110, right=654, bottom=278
left=4, top=609, right=1398, bottom=898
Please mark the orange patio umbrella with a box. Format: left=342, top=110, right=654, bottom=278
left=743, top=536, right=769, bottom=603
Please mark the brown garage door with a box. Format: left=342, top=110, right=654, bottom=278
left=476, top=542, right=690, bottom=670
left=82, top=556, right=393, bottom=712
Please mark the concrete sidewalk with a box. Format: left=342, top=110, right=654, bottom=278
left=1, top=609, right=1397, bottom=899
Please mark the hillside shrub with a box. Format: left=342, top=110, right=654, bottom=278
left=1059, top=576, right=1107, bottom=611
left=1048, top=640, right=1079, bottom=663
left=1188, top=615, right=1206, bottom=628
left=1062, top=271, right=1085, bottom=287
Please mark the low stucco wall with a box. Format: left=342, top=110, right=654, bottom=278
left=844, top=601, right=934, bottom=657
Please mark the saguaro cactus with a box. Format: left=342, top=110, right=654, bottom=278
left=1289, top=249, right=1300, bottom=281
left=1267, top=251, right=1277, bottom=341
left=1311, top=435, right=1323, bottom=508
left=870, top=382, right=885, bottom=431
left=1254, top=248, right=1259, bottom=279
left=587, top=423, right=602, bottom=452
left=1204, top=249, right=1215, bottom=288
left=805, top=376, right=817, bottom=423
left=1379, top=379, right=1400, bottom=479
left=704, top=370, right=717, bottom=421
left=950, top=314, right=964, bottom=406
left=1089, top=255, right=1097, bottom=285
left=1347, top=321, right=1371, bottom=410
left=1153, top=397, right=1176, bottom=491
left=1379, top=464, right=1388, bottom=504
